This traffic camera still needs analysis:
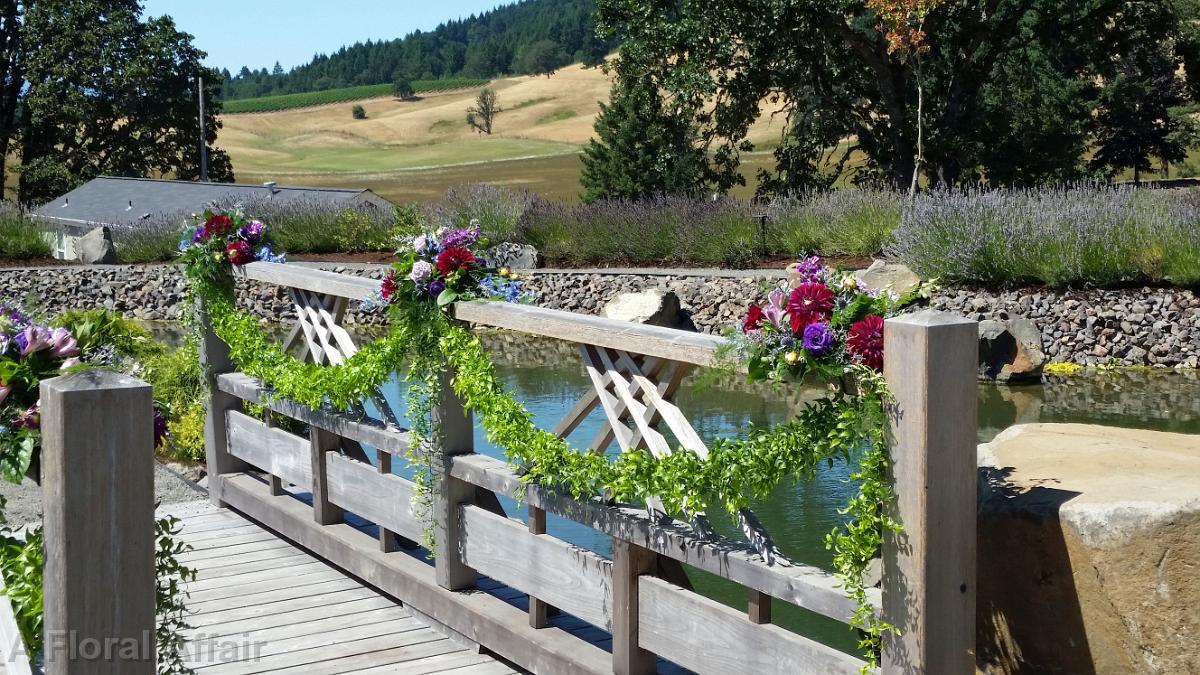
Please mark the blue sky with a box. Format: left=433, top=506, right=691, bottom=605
left=141, top=1, right=506, bottom=73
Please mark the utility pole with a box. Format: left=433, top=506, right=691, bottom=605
left=198, top=76, right=209, bottom=181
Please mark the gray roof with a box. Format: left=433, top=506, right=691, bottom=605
left=33, top=176, right=393, bottom=232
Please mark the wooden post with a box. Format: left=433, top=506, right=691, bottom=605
left=432, top=368, right=477, bottom=590
left=265, top=411, right=286, bottom=496
left=612, top=539, right=657, bottom=675
left=41, top=370, right=156, bottom=674
left=378, top=449, right=398, bottom=552
left=528, top=506, right=549, bottom=628
left=310, top=427, right=344, bottom=525
left=882, top=310, right=977, bottom=675
left=748, top=589, right=772, bottom=625
left=199, top=294, right=247, bottom=506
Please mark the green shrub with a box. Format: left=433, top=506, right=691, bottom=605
left=0, top=205, right=51, bottom=260
left=333, top=208, right=395, bottom=252
left=351, top=104, right=366, bottom=119
left=165, top=403, right=206, bottom=463
left=766, top=189, right=900, bottom=257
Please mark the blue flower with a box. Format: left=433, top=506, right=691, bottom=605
left=178, top=237, right=191, bottom=252
left=256, top=245, right=286, bottom=264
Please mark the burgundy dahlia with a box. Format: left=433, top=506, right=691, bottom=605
left=847, top=315, right=885, bottom=370
left=436, top=246, right=476, bottom=276
left=206, top=213, right=233, bottom=236
left=787, top=283, right=836, bottom=332
left=226, top=240, right=254, bottom=265
left=380, top=269, right=399, bottom=301
left=742, top=305, right=766, bottom=333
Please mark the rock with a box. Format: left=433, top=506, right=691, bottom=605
left=978, top=319, right=1046, bottom=383
left=854, top=260, right=921, bottom=296
left=76, top=226, right=118, bottom=265
left=486, top=243, right=541, bottom=270
left=977, top=424, right=1200, bottom=675
left=602, top=289, right=694, bottom=330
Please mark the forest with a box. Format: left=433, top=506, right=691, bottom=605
left=221, top=0, right=613, bottom=100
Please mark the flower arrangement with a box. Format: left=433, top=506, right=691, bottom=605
left=178, top=209, right=285, bottom=283
left=377, top=219, right=533, bottom=309
left=731, top=256, right=929, bottom=382
left=0, top=306, right=80, bottom=481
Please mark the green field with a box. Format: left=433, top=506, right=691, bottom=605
left=224, top=79, right=491, bottom=114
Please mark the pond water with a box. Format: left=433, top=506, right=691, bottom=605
left=363, top=331, right=1200, bottom=653
left=152, top=324, right=1200, bottom=653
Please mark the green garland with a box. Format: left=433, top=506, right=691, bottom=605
left=192, top=274, right=896, bottom=668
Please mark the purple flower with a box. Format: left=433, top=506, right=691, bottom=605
left=153, top=407, right=168, bottom=448
left=789, top=256, right=826, bottom=285
left=0, top=383, right=10, bottom=406
left=763, top=289, right=788, bottom=329
left=16, top=325, right=51, bottom=356
left=238, top=220, right=265, bottom=243
left=48, top=327, right=79, bottom=359
left=191, top=225, right=208, bottom=243
left=441, top=222, right=481, bottom=249
left=802, top=321, right=836, bottom=357
left=14, top=404, right=38, bottom=430
left=428, top=279, right=446, bottom=297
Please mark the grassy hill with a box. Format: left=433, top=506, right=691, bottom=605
left=217, top=63, right=788, bottom=203
left=223, top=80, right=491, bottom=114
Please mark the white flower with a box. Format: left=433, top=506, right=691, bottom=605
left=412, top=234, right=428, bottom=252
left=409, top=260, right=434, bottom=284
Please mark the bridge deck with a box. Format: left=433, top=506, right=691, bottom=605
left=164, top=500, right=519, bottom=675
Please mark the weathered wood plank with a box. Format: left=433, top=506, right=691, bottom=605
left=236, top=261, right=381, bottom=301
left=217, top=373, right=411, bottom=455
left=185, top=587, right=382, bottom=629
left=183, top=596, right=398, bottom=641
left=432, top=369, right=477, bottom=591
left=453, top=300, right=725, bottom=367
left=41, top=370, right=156, bottom=674
left=449, top=453, right=875, bottom=623
left=612, top=540, right=657, bottom=675
left=882, top=311, right=978, bottom=675
left=227, top=411, right=312, bottom=488
left=459, top=505, right=613, bottom=631
left=639, top=577, right=865, bottom=675
left=326, top=453, right=424, bottom=544
left=220, top=473, right=611, bottom=675
left=266, top=637, right=464, bottom=675
left=310, top=427, right=344, bottom=525
left=193, top=623, right=442, bottom=674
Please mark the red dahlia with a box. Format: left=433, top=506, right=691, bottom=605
left=380, top=269, right=398, bottom=301
left=226, top=240, right=254, bottom=265
left=847, top=315, right=885, bottom=370
left=787, top=283, right=836, bottom=332
left=742, top=305, right=766, bottom=333
left=206, top=214, right=233, bottom=235
left=436, top=246, right=476, bottom=276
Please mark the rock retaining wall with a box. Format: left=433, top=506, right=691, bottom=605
left=2, top=264, right=1198, bottom=368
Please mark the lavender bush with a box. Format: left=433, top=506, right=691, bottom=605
left=0, top=204, right=51, bottom=259
left=520, top=196, right=761, bottom=267
left=889, top=185, right=1200, bottom=286
left=766, top=189, right=901, bottom=257
left=423, top=183, right=534, bottom=244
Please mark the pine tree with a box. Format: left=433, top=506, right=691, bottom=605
left=580, top=77, right=708, bottom=201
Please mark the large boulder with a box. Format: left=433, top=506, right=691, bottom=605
left=77, top=226, right=117, bottom=265
left=486, top=243, right=540, bottom=270
left=977, top=424, right=1200, bottom=675
left=602, top=289, right=694, bottom=330
left=853, top=260, right=921, bottom=296
left=978, top=318, right=1045, bottom=382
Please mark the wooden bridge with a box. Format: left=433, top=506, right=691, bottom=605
left=10, top=261, right=979, bottom=674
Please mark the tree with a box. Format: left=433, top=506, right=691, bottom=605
left=0, top=0, right=22, bottom=196
left=518, top=39, right=567, bottom=77
left=393, top=77, right=414, bottom=100
left=466, top=88, right=501, bottom=134
left=19, top=0, right=233, bottom=204
left=580, top=77, right=710, bottom=201
left=1091, top=41, right=1194, bottom=181
left=272, top=60, right=284, bottom=77
left=351, top=104, right=367, bottom=119
left=596, top=0, right=1197, bottom=191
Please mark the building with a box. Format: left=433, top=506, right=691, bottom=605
left=33, top=176, right=395, bottom=260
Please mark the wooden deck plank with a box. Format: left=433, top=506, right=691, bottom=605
left=173, top=503, right=516, bottom=675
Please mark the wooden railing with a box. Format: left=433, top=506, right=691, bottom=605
left=200, top=261, right=978, bottom=675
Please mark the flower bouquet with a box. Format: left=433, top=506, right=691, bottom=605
left=0, top=307, right=81, bottom=482
left=731, top=256, right=930, bottom=383
left=378, top=219, right=533, bottom=310
left=178, top=209, right=285, bottom=283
